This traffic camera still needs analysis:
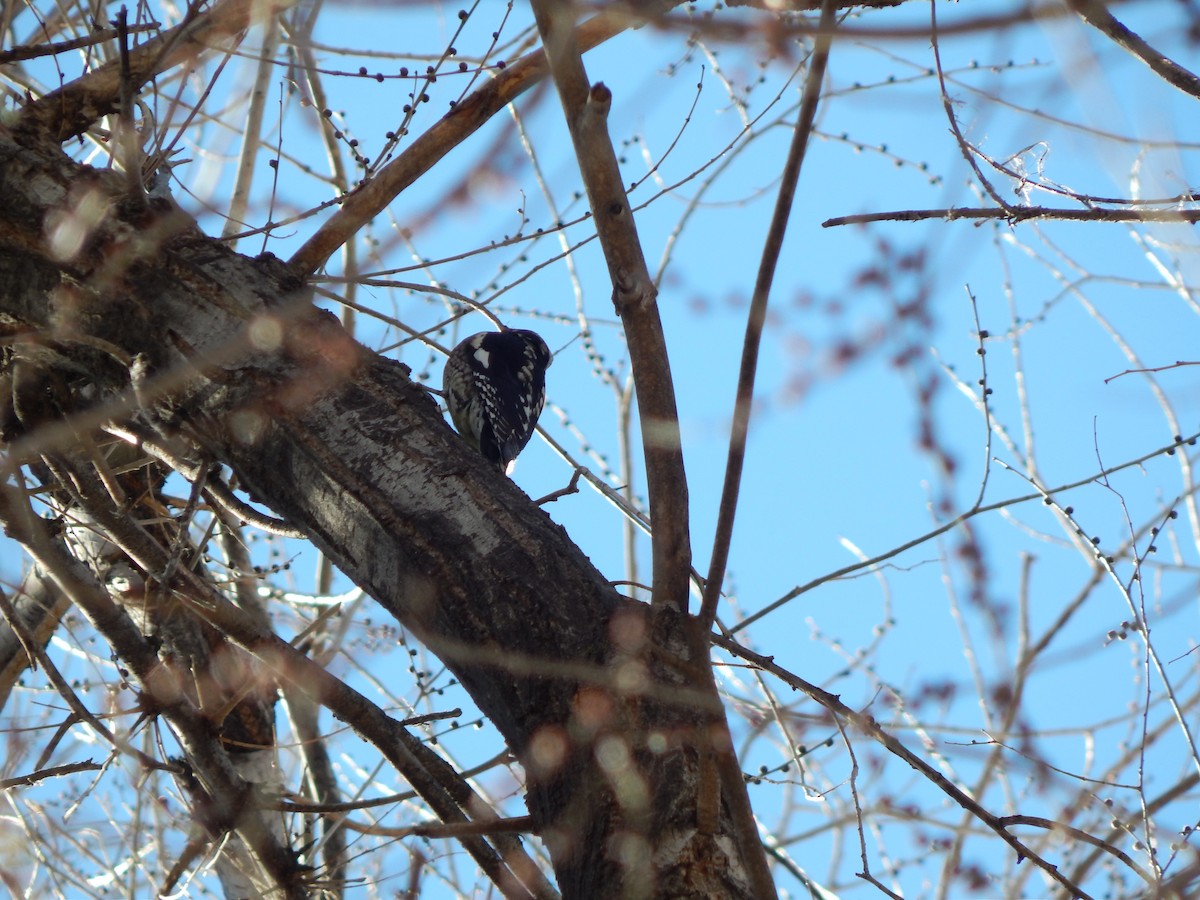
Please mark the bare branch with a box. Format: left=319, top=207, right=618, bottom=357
left=716, top=634, right=1096, bottom=900
left=529, top=0, right=692, bottom=618
left=824, top=205, right=1200, bottom=227
left=0, top=759, right=104, bottom=789
left=0, top=25, right=156, bottom=65
left=732, top=429, right=1200, bottom=633
left=1067, top=0, right=1200, bottom=101
left=1105, top=360, right=1200, bottom=383
left=17, top=0, right=294, bottom=143
left=289, top=4, right=683, bottom=277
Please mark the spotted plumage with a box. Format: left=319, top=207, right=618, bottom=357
left=443, top=329, right=552, bottom=471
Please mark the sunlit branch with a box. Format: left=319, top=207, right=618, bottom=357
left=1066, top=0, right=1200, bottom=101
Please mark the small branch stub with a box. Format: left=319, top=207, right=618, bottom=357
left=586, top=82, right=612, bottom=118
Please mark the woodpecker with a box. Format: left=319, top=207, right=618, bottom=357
left=443, top=329, right=552, bottom=471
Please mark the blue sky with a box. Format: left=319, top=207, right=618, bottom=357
left=4, top=0, right=1200, bottom=896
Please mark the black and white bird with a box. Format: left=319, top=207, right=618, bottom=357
left=443, top=329, right=552, bottom=472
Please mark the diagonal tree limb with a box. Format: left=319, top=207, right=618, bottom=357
left=0, top=24, right=155, bottom=65
left=823, top=205, right=1200, bottom=227
left=726, top=0, right=902, bottom=7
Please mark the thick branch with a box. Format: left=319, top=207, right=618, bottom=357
left=529, top=0, right=692, bottom=619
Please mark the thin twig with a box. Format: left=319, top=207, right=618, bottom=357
left=1105, top=360, right=1200, bottom=383
left=18, top=0, right=292, bottom=142
left=289, top=3, right=686, bottom=277
left=0, top=25, right=156, bottom=65
left=112, top=6, right=143, bottom=198
left=930, top=0, right=1014, bottom=213
left=102, top=424, right=306, bottom=538
left=533, top=467, right=581, bottom=505
left=715, top=634, right=1095, bottom=900
left=997, top=814, right=1154, bottom=886
left=823, top=205, right=1200, bottom=227
left=732, top=429, right=1200, bottom=633
left=0, top=760, right=104, bottom=789
left=222, top=12, right=281, bottom=243
left=355, top=814, right=537, bottom=840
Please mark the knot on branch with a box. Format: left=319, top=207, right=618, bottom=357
left=610, top=271, right=657, bottom=315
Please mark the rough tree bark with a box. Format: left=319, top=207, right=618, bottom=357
left=0, top=123, right=772, bottom=895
